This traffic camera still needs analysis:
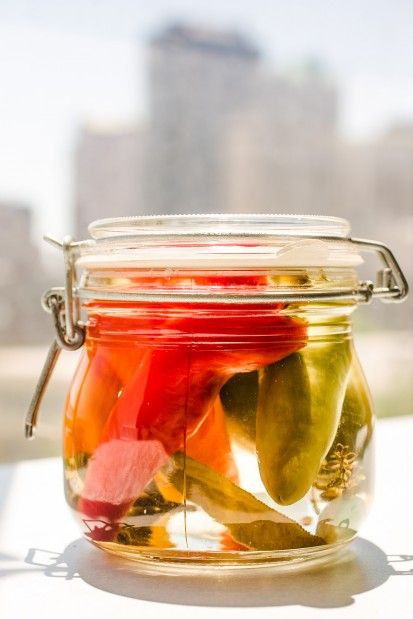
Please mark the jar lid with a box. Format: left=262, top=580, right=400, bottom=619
left=77, top=214, right=362, bottom=269
left=88, top=214, right=351, bottom=240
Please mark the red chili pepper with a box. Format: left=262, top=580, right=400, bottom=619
left=64, top=343, right=147, bottom=456
left=186, top=397, right=239, bottom=483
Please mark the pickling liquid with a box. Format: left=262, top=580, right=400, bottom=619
left=63, top=277, right=374, bottom=565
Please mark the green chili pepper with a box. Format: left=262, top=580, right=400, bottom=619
left=220, top=370, right=258, bottom=448
left=169, top=453, right=325, bottom=550
left=313, top=350, right=374, bottom=510
left=331, top=351, right=374, bottom=456
left=256, top=340, right=352, bottom=506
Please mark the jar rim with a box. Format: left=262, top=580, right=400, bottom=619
left=88, top=213, right=351, bottom=241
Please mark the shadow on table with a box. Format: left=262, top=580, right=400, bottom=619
left=23, top=537, right=413, bottom=608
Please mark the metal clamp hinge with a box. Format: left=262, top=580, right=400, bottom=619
left=349, top=237, right=409, bottom=304
left=24, top=237, right=85, bottom=439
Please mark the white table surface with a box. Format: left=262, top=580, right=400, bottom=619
left=1, top=417, right=413, bottom=619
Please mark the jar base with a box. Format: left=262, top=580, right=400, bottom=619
left=91, top=538, right=354, bottom=573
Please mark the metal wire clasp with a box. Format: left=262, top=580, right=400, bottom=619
left=41, top=288, right=85, bottom=351
left=24, top=237, right=85, bottom=439
left=42, top=235, right=86, bottom=348
left=349, top=238, right=409, bottom=303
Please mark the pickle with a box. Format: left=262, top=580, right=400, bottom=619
left=313, top=350, right=374, bottom=504
left=220, top=371, right=258, bottom=448
left=169, top=453, right=325, bottom=550
left=331, top=351, right=374, bottom=455
left=256, top=341, right=352, bottom=506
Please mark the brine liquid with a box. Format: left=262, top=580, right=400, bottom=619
left=63, top=300, right=374, bottom=562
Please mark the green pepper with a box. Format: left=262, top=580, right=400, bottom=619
left=220, top=370, right=258, bottom=448
left=169, top=453, right=325, bottom=550
left=313, top=350, right=374, bottom=504
left=256, top=340, right=352, bottom=506
left=330, top=351, right=374, bottom=456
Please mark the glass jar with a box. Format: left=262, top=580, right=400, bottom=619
left=27, top=214, right=408, bottom=569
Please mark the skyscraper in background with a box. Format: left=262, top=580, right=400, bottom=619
left=74, top=23, right=339, bottom=228
left=145, top=23, right=260, bottom=215
left=334, top=124, right=413, bottom=238
left=374, top=124, right=413, bottom=229
left=0, top=202, right=49, bottom=344
left=226, top=63, right=338, bottom=215
left=75, top=124, right=145, bottom=238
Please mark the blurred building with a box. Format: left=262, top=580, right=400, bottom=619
left=75, top=123, right=145, bottom=238
left=145, top=23, right=260, bottom=214
left=0, top=202, right=49, bottom=344
left=373, top=126, right=413, bottom=328
left=226, top=63, right=338, bottom=215
left=374, top=124, right=413, bottom=229
left=335, top=124, right=413, bottom=234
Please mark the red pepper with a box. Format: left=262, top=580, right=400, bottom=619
left=64, top=343, right=147, bottom=456
left=186, top=398, right=239, bottom=483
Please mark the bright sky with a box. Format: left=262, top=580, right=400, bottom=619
left=1, top=0, right=413, bottom=240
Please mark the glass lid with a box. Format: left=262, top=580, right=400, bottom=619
left=88, top=213, right=351, bottom=240
left=77, top=214, right=360, bottom=270
left=63, top=213, right=405, bottom=306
